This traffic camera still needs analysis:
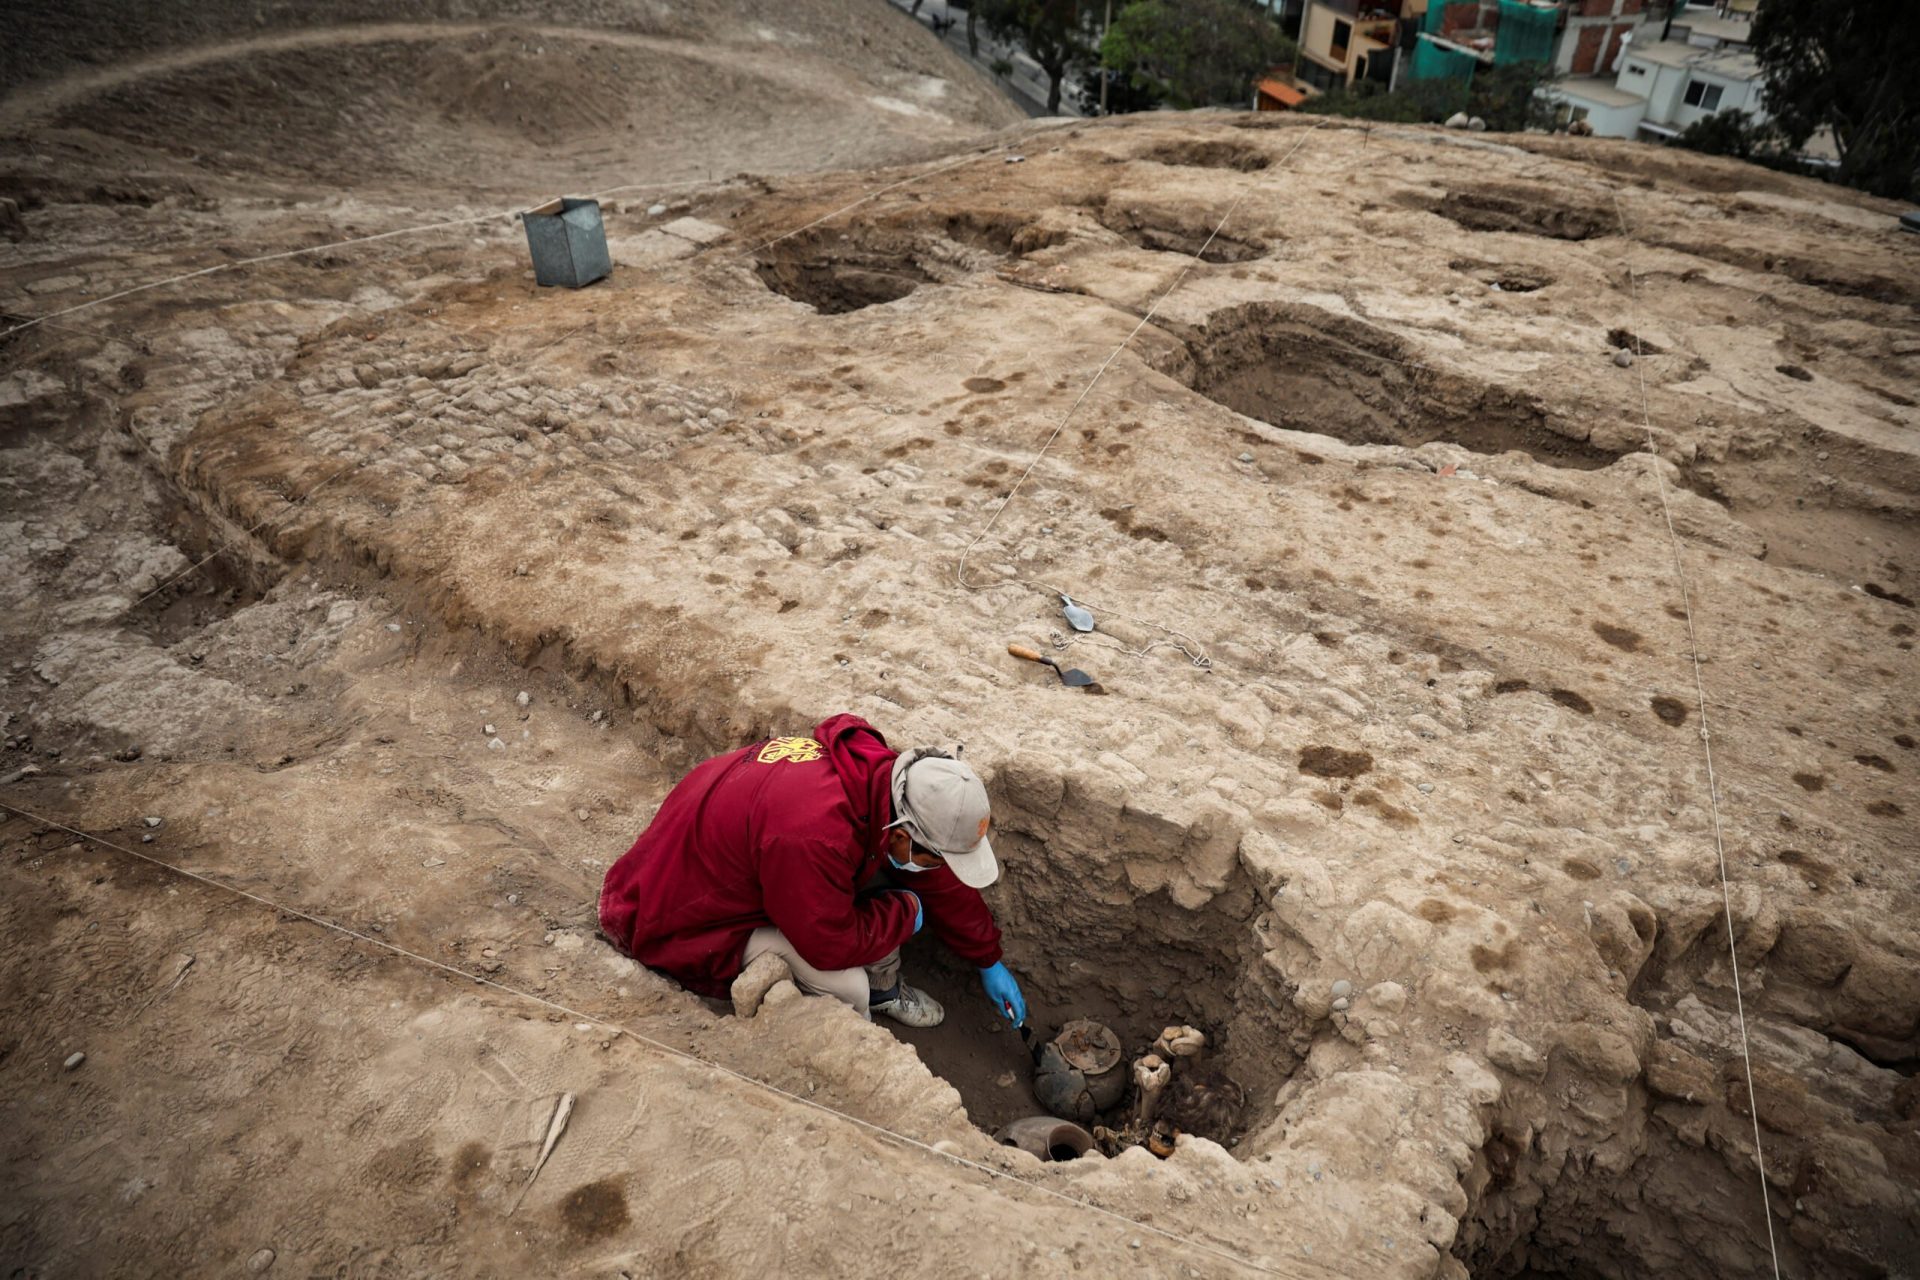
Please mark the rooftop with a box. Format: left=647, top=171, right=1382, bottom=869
left=1670, top=12, right=1753, bottom=46
left=1625, top=38, right=1760, bottom=80
left=1554, top=75, right=1645, bottom=110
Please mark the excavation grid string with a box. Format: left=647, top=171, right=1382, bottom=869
left=1609, top=189, right=1781, bottom=1280
left=0, top=136, right=1025, bottom=346
left=955, top=118, right=1331, bottom=603
left=0, top=800, right=1356, bottom=1280
left=3, top=129, right=1396, bottom=1279
left=27, top=139, right=1026, bottom=611
left=0, top=176, right=701, bottom=344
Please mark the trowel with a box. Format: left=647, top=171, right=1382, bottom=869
left=1007, top=644, right=1105, bottom=695
left=1059, top=594, right=1094, bottom=632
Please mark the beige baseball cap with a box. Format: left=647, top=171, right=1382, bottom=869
left=888, top=749, right=998, bottom=889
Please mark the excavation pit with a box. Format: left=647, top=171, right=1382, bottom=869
left=1098, top=202, right=1268, bottom=263
left=882, top=831, right=1289, bottom=1155
left=750, top=221, right=1007, bottom=314
left=1430, top=185, right=1611, bottom=241
left=753, top=246, right=931, bottom=314
left=1173, top=301, right=1627, bottom=468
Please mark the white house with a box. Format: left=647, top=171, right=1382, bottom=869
left=1550, top=37, right=1766, bottom=141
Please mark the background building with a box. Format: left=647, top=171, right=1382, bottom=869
left=1549, top=5, right=1765, bottom=140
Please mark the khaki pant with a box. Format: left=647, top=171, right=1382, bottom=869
left=742, top=927, right=901, bottom=1022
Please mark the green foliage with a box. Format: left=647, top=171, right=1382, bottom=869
left=1298, top=61, right=1554, bottom=132
left=1099, top=0, right=1297, bottom=111
left=1470, top=62, right=1555, bottom=133
left=1751, top=0, right=1918, bottom=200
left=1673, top=109, right=1830, bottom=181
left=1675, top=108, right=1773, bottom=160
left=976, top=0, right=1101, bottom=113
left=1298, top=79, right=1462, bottom=123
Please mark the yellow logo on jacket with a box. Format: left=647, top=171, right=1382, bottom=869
left=757, top=737, right=824, bottom=764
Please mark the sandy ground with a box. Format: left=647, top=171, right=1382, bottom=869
left=3, top=4, right=1919, bottom=1278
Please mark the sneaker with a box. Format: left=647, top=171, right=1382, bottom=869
left=730, top=951, right=793, bottom=1019
left=870, top=982, right=945, bottom=1028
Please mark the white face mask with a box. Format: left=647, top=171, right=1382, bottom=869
left=888, top=850, right=932, bottom=873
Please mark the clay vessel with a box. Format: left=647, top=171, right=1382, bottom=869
left=993, top=1116, right=1095, bottom=1162
left=1030, top=1018, right=1126, bottom=1121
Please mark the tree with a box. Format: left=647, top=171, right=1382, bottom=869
left=1467, top=62, right=1557, bottom=133
left=976, top=0, right=1099, bottom=115
left=1298, top=78, right=1462, bottom=123
left=1750, top=0, right=1919, bottom=200
left=1074, top=64, right=1162, bottom=115
left=1100, top=0, right=1297, bottom=111
left=1675, top=108, right=1773, bottom=160
left=1297, top=62, right=1553, bottom=132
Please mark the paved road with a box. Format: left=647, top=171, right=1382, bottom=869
left=886, top=0, right=1088, bottom=118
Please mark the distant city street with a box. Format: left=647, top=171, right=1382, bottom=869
left=886, top=0, right=1089, bottom=117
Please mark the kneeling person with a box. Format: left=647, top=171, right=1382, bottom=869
left=598, top=713, right=1027, bottom=1028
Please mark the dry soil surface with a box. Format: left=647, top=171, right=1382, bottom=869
left=3, top=5, right=1919, bottom=1279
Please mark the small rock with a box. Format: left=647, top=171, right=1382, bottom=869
left=422, top=857, right=446, bottom=868
left=1467, top=116, right=1487, bottom=131
left=487, top=737, right=506, bottom=751
left=1613, top=350, right=1634, bottom=368
left=996, top=1070, right=1016, bottom=1088
left=513, top=563, right=531, bottom=576
left=1487, top=1027, right=1546, bottom=1080
left=647, top=203, right=667, bottom=216
left=385, top=622, right=401, bottom=632
left=575, top=808, right=591, bottom=822
left=516, top=691, right=530, bottom=708
left=246, top=1247, right=277, bottom=1275
left=1416, top=783, right=1434, bottom=793
left=483, top=723, right=497, bottom=736
left=63, top=1051, right=85, bottom=1070
left=1330, top=997, right=1350, bottom=1012
left=507, top=894, right=520, bottom=906
left=1329, top=979, right=1352, bottom=999
left=142, top=816, right=163, bottom=828
left=1237, top=452, right=1254, bottom=463
left=141, top=834, right=153, bottom=844
left=544, top=931, right=557, bottom=944
left=1444, top=111, right=1470, bottom=129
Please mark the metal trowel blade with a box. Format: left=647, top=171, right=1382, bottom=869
left=1060, top=595, right=1095, bottom=632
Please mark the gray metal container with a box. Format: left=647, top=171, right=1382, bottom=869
left=522, top=196, right=611, bottom=288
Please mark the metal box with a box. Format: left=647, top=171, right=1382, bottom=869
left=522, top=196, right=612, bottom=288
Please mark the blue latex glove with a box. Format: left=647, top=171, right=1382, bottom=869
left=899, top=890, right=924, bottom=935
left=980, top=961, right=1026, bottom=1026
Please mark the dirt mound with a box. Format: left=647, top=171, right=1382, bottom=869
left=46, top=30, right=960, bottom=193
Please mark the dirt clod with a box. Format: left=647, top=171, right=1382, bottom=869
left=1298, top=745, right=1374, bottom=778
left=559, top=1178, right=631, bottom=1240
left=1650, top=696, right=1689, bottom=725
left=1549, top=689, right=1595, bottom=714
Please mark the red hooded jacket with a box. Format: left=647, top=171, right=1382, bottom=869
left=598, top=714, right=1003, bottom=998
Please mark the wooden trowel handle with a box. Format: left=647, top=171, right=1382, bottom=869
left=1007, top=644, right=1045, bottom=663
